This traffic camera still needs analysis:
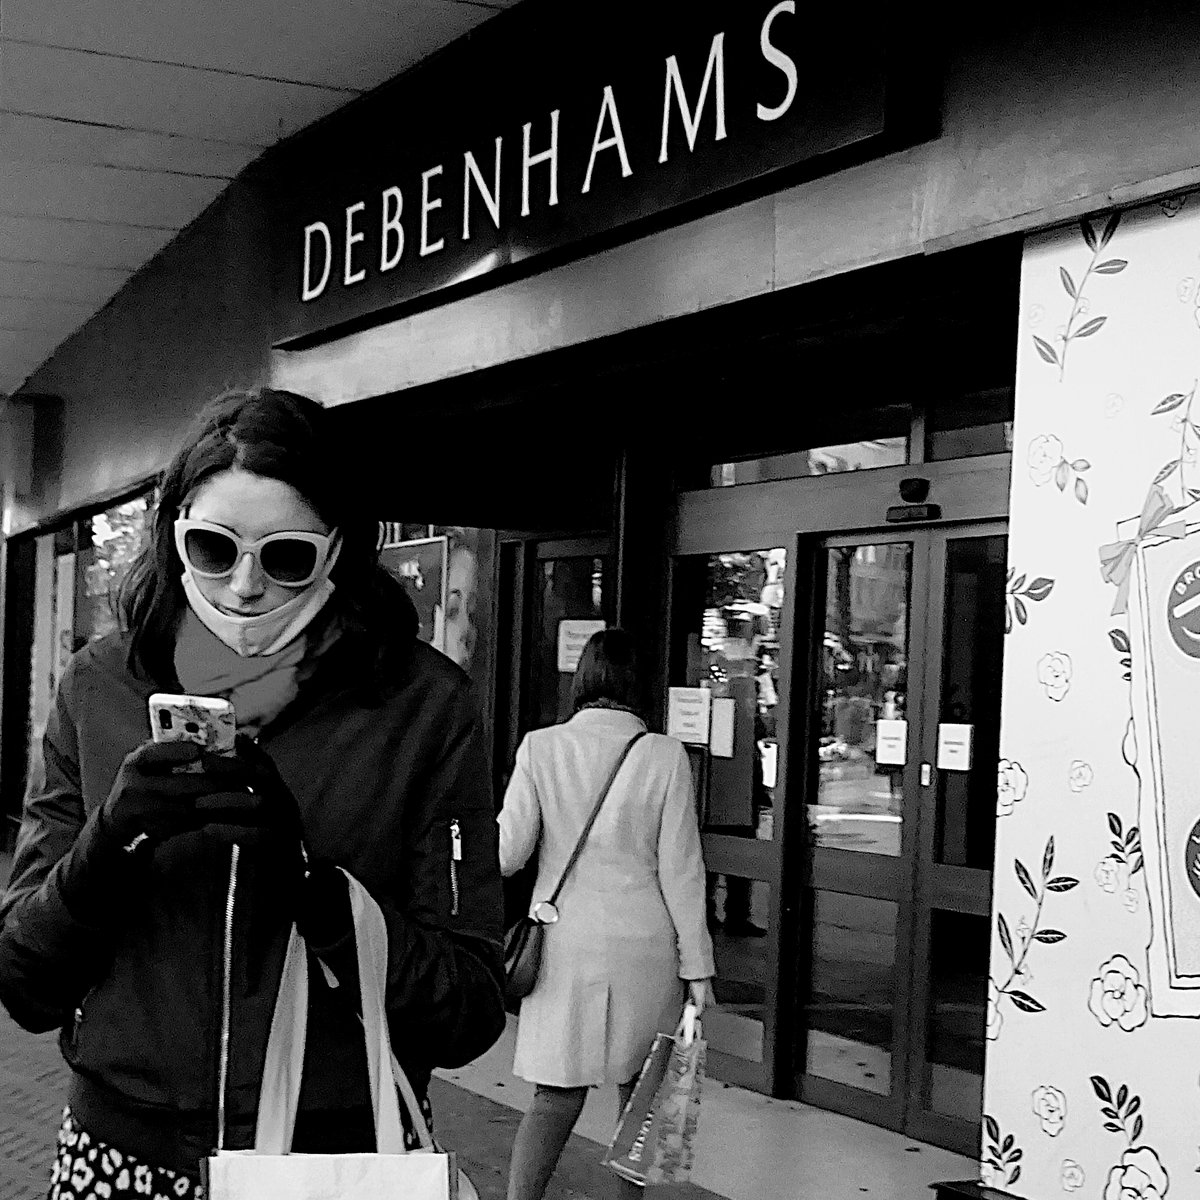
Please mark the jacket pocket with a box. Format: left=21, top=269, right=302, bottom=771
left=449, top=819, right=462, bottom=917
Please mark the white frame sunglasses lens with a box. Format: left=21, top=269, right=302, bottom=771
left=177, top=522, right=330, bottom=587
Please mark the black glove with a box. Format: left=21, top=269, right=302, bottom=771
left=58, top=740, right=240, bottom=918
left=298, top=859, right=353, bottom=950
left=189, top=735, right=306, bottom=848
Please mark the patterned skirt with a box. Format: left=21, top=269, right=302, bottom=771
left=50, top=1108, right=200, bottom=1199
left=49, top=1095, right=436, bottom=1199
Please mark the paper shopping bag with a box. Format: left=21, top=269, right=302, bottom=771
left=204, top=871, right=470, bottom=1200
left=604, top=1005, right=706, bottom=1187
left=645, top=1028, right=705, bottom=1186
left=602, top=1033, right=675, bottom=1184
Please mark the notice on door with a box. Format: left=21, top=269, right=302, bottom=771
left=874, top=719, right=908, bottom=766
left=937, top=723, right=974, bottom=772
left=667, top=687, right=712, bottom=745
left=556, top=619, right=607, bottom=673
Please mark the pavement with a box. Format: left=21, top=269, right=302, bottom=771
left=0, top=850, right=974, bottom=1200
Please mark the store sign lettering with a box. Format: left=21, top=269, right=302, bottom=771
left=272, top=1, right=912, bottom=341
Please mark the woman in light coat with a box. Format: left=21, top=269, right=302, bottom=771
left=499, top=628, right=714, bottom=1200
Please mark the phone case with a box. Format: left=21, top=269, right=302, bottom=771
left=148, top=693, right=237, bottom=756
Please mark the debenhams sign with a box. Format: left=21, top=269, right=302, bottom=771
left=274, top=2, right=899, bottom=342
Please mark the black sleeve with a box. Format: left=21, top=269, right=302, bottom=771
left=0, top=654, right=120, bottom=1033
left=313, top=677, right=507, bottom=1071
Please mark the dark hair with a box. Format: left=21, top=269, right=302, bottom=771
left=118, top=387, right=417, bottom=684
left=570, top=628, right=644, bottom=715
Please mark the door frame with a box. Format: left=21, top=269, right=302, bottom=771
left=666, top=454, right=1010, bottom=1120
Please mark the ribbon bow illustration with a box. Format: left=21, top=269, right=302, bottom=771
left=1099, top=484, right=1188, bottom=615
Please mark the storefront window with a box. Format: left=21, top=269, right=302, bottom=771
left=710, top=438, right=907, bottom=488
left=677, top=548, right=786, bottom=841
left=926, top=388, right=1015, bottom=460
left=812, top=542, right=911, bottom=857
left=82, top=497, right=150, bottom=642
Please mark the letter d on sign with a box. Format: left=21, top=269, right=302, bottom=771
left=301, top=221, right=332, bottom=301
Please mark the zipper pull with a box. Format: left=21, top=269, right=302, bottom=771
left=450, top=818, right=462, bottom=861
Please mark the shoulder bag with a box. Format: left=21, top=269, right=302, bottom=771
left=503, top=730, right=647, bottom=1003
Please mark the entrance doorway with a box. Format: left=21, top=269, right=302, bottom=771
left=800, top=523, right=1004, bottom=1153
left=669, top=452, right=1009, bottom=1155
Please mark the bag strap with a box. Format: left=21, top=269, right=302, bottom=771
left=254, top=870, right=434, bottom=1156
left=543, top=730, right=647, bottom=910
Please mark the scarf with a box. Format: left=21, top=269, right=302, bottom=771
left=174, top=608, right=309, bottom=739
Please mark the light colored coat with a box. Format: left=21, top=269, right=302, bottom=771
left=498, top=707, right=714, bottom=1087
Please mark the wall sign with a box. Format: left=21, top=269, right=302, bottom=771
left=667, top=687, right=712, bottom=745
left=268, top=0, right=924, bottom=343
left=557, top=619, right=607, bottom=674
left=874, top=718, right=908, bottom=766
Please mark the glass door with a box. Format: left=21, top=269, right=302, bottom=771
left=796, top=524, right=1005, bottom=1155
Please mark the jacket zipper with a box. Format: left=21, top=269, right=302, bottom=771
left=216, top=844, right=240, bottom=1150
left=449, top=818, right=461, bottom=917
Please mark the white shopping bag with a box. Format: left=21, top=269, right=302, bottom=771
left=204, top=871, right=477, bottom=1200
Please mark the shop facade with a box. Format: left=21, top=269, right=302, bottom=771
left=7, top=5, right=1200, bottom=1190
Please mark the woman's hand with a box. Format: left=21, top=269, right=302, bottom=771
left=687, top=978, right=711, bottom=1015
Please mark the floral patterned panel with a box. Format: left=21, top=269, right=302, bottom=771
left=986, top=194, right=1200, bottom=1198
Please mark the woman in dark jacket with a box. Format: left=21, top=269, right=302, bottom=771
left=0, top=389, right=506, bottom=1198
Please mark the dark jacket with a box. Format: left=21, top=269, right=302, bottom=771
left=0, top=629, right=505, bottom=1173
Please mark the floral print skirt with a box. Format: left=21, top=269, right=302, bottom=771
left=50, top=1108, right=201, bottom=1199
left=49, top=1094, right=437, bottom=1198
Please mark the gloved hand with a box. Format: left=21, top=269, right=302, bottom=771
left=189, top=735, right=306, bottom=848
left=58, top=739, right=249, bottom=918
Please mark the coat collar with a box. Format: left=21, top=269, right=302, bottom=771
left=567, top=707, right=648, bottom=733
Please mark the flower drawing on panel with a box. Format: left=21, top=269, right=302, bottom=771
left=1032, top=1085, right=1067, bottom=1136
left=1095, top=858, right=1127, bottom=894
left=1028, top=435, right=1065, bottom=485
left=1061, top=1160, right=1086, bottom=1192
left=997, top=759, right=1029, bottom=817
left=1028, top=434, right=1091, bottom=503
left=1148, top=383, right=1200, bottom=508
left=1088, top=955, right=1149, bottom=1031
left=1104, top=1149, right=1169, bottom=1200
left=1032, top=211, right=1126, bottom=381
left=1092, top=1078, right=1166, bottom=1198
left=1069, top=760, right=1093, bottom=792
left=1038, top=652, right=1073, bottom=701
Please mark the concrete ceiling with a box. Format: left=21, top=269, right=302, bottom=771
left=0, top=0, right=516, bottom=394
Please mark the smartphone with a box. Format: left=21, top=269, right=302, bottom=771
left=148, top=693, right=237, bottom=766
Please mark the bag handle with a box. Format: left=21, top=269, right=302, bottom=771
left=254, top=869, right=434, bottom=1155
left=540, top=731, right=647, bottom=913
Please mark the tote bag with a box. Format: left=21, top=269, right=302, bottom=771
left=204, top=871, right=477, bottom=1200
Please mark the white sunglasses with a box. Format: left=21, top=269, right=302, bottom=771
left=174, top=518, right=339, bottom=589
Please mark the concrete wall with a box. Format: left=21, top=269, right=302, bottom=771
left=22, top=11, right=1200, bottom=520
left=7, top=179, right=273, bottom=533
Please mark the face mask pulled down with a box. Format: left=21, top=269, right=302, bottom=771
left=180, top=548, right=339, bottom=657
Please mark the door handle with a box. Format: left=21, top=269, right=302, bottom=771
left=920, top=763, right=933, bottom=787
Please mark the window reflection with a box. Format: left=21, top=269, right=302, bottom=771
left=82, top=497, right=150, bottom=642
left=680, top=549, right=786, bottom=841
left=711, top=438, right=906, bottom=487
left=706, top=875, right=771, bottom=1063
left=812, top=543, right=911, bottom=856
left=804, top=890, right=897, bottom=1096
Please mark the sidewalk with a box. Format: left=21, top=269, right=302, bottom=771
left=0, top=847, right=973, bottom=1199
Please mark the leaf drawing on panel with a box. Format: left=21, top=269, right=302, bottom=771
left=1005, top=569, right=1055, bottom=634
left=981, top=1115, right=1024, bottom=1188
left=990, top=836, right=1078, bottom=1031
left=1150, top=379, right=1200, bottom=507
left=1035, top=211, right=1126, bottom=382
